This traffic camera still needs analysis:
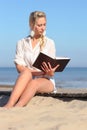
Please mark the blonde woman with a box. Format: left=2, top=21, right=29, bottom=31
left=4, top=11, right=59, bottom=108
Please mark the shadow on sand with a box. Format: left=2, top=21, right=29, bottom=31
left=0, top=91, right=87, bottom=107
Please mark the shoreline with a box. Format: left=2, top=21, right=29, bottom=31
left=0, top=84, right=87, bottom=93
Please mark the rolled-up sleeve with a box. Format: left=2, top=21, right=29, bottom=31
left=14, top=40, right=27, bottom=66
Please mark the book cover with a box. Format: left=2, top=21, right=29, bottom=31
left=33, top=52, right=70, bottom=72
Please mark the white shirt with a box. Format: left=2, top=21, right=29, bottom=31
left=14, top=36, right=57, bottom=93
left=14, top=36, right=56, bottom=71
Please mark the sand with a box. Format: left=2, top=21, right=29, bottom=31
left=0, top=85, right=87, bottom=130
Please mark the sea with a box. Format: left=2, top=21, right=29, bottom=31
left=0, top=67, right=87, bottom=89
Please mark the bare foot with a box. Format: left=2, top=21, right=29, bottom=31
left=2, top=104, right=13, bottom=109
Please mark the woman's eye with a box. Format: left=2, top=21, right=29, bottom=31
left=37, top=24, right=46, bottom=27
left=38, top=24, right=42, bottom=27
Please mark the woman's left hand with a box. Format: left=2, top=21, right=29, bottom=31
left=41, top=62, right=59, bottom=76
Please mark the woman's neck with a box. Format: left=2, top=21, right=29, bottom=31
left=33, top=34, right=41, bottom=39
left=31, top=36, right=40, bottom=49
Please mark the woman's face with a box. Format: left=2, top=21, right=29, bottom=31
left=34, top=17, right=46, bottom=36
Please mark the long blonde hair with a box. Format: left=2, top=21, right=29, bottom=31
left=29, top=11, right=46, bottom=51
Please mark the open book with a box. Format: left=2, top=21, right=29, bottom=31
left=33, top=52, right=70, bottom=72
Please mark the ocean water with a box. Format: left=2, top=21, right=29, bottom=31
left=0, top=67, right=87, bottom=89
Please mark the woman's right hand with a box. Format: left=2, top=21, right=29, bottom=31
left=41, top=62, right=59, bottom=76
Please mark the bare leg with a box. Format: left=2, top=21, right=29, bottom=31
left=4, top=69, right=32, bottom=108
left=15, top=78, right=54, bottom=107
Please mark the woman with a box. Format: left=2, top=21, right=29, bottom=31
left=4, top=11, right=59, bottom=108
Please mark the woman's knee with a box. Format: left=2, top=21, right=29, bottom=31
left=20, top=68, right=32, bottom=80
left=30, top=80, right=40, bottom=90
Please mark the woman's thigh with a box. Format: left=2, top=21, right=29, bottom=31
left=34, top=78, right=54, bottom=93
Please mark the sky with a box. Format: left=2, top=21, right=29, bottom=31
left=0, top=0, right=87, bottom=67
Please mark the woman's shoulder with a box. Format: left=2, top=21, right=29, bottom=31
left=17, top=36, right=30, bottom=45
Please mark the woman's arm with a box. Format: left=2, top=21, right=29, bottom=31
left=15, top=63, right=45, bottom=76
left=15, top=63, right=28, bottom=73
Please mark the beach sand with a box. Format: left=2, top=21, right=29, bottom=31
left=0, top=85, right=87, bottom=130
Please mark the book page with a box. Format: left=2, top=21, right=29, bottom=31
left=56, top=57, right=70, bottom=59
